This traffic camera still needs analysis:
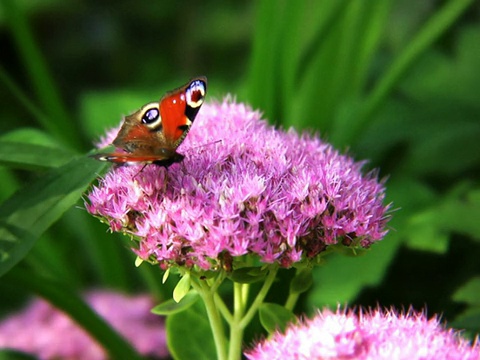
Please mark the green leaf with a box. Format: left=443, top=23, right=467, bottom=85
left=439, top=188, right=480, bottom=241
left=229, top=266, right=268, bottom=284
left=0, top=155, right=106, bottom=277
left=452, top=277, right=480, bottom=306
left=289, top=268, right=313, bottom=295
left=0, top=140, right=75, bottom=170
left=152, top=291, right=199, bottom=315
left=403, top=112, right=480, bottom=177
left=259, top=303, right=296, bottom=334
left=166, top=302, right=216, bottom=360
left=405, top=210, right=450, bottom=253
left=450, top=307, right=480, bottom=335
left=0, top=127, right=65, bottom=147
left=173, top=273, right=191, bottom=303
left=162, top=267, right=171, bottom=283
left=307, top=234, right=401, bottom=307
left=404, top=185, right=480, bottom=251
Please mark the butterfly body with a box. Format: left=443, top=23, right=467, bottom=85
left=93, top=77, right=207, bottom=167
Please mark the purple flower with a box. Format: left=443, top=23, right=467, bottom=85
left=0, top=290, right=168, bottom=360
left=245, top=308, right=480, bottom=360
left=86, top=99, right=390, bottom=269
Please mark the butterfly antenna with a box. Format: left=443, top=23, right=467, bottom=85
left=132, top=164, right=148, bottom=179
left=187, top=139, right=223, bottom=151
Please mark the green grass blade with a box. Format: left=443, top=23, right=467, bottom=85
left=0, top=167, right=18, bottom=203
left=26, top=232, right=81, bottom=285
left=331, top=0, right=475, bottom=146
left=3, top=268, right=144, bottom=360
left=349, top=1, right=392, bottom=95
left=0, top=349, right=36, bottom=360
left=285, top=0, right=352, bottom=131
left=0, top=63, right=51, bottom=130
left=1, top=0, right=81, bottom=149
left=0, top=140, right=76, bottom=170
left=247, top=0, right=287, bottom=123
left=281, top=0, right=348, bottom=127
left=0, top=155, right=106, bottom=277
left=63, top=209, right=131, bottom=290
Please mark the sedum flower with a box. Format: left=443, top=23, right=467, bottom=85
left=86, top=99, right=390, bottom=270
left=0, top=290, right=168, bottom=360
left=245, top=307, right=480, bottom=360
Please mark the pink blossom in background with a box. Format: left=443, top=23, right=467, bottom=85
left=0, top=290, right=168, bottom=360
left=87, top=99, right=391, bottom=270
left=245, top=307, right=480, bottom=360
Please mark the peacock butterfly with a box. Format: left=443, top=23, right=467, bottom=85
left=93, top=77, right=207, bottom=167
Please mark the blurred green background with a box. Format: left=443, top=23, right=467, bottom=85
left=1, top=0, right=479, bottom=351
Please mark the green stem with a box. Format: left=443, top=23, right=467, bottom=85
left=192, top=279, right=228, bottom=360
left=226, top=267, right=278, bottom=359
left=215, top=292, right=233, bottom=324
left=210, top=271, right=227, bottom=293
left=191, top=266, right=279, bottom=360
left=284, top=292, right=299, bottom=312
left=227, top=283, right=248, bottom=360
left=239, top=265, right=278, bottom=330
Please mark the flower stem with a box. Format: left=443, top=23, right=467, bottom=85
left=215, top=292, right=233, bottom=324
left=194, top=266, right=279, bottom=360
left=192, top=279, right=228, bottom=360
left=239, top=265, right=278, bottom=329
left=228, top=266, right=279, bottom=359
left=284, top=292, right=299, bottom=312
left=228, top=282, right=247, bottom=360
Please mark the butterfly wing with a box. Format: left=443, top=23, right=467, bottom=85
left=92, top=77, right=207, bottom=167
left=160, top=77, right=207, bottom=147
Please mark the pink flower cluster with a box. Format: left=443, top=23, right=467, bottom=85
left=86, top=99, right=390, bottom=269
left=245, top=308, right=480, bottom=360
left=0, top=290, right=167, bottom=360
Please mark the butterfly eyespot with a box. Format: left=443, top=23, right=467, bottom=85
left=141, top=106, right=162, bottom=129
left=142, top=107, right=159, bottom=124
left=186, top=80, right=206, bottom=109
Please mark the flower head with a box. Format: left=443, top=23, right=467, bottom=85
left=86, top=99, right=390, bottom=270
left=245, top=307, right=480, bottom=360
left=0, top=290, right=167, bottom=360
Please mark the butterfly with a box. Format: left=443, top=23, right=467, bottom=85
left=93, top=77, right=207, bottom=167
